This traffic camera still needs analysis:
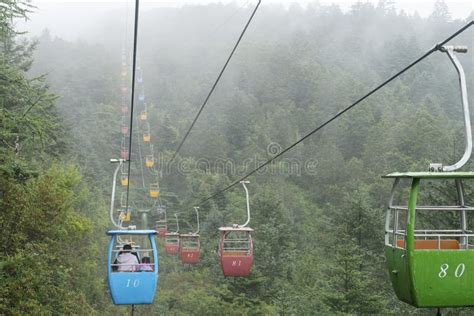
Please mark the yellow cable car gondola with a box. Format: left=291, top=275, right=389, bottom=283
left=139, top=111, right=147, bottom=121
left=143, top=133, right=150, bottom=143
left=119, top=210, right=131, bottom=222
left=119, top=164, right=128, bottom=186
left=145, top=155, right=154, bottom=168
left=143, top=122, right=151, bottom=143
left=150, top=183, right=159, bottom=198
left=120, top=175, right=128, bottom=186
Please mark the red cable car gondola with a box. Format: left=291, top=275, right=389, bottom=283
left=155, top=220, right=167, bottom=237
left=218, top=181, right=254, bottom=277
left=120, top=116, right=128, bottom=135
left=120, top=149, right=128, bottom=160
left=219, top=227, right=253, bottom=276
left=120, top=138, right=128, bottom=160
left=180, top=207, right=200, bottom=264
left=180, top=234, right=200, bottom=264
left=155, top=207, right=167, bottom=237
left=165, top=214, right=180, bottom=255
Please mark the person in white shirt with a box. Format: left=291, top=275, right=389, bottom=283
left=114, top=244, right=139, bottom=272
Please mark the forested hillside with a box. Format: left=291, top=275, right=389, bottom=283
left=0, top=1, right=111, bottom=314
left=2, top=0, right=474, bottom=314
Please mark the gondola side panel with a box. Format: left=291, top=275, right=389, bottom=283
left=384, top=246, right=414, bottom=305
left=411, top=250, right=474, bottom=307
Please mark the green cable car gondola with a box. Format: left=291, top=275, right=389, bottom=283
left=384, top=45, right=473, bottom=308
left=384, top=172, right=474, bottom=308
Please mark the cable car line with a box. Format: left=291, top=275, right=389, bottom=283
left=169, top=0, right=261, bottom=163
left=135, top=120, right=147, bottom=189
left=192, top=20, right=474, bottom=208
left=209, top=0, right=252, bottom=36
left=124, top=0, right=140, bottom=212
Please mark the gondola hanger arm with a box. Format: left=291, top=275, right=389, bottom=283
left=429, top=45, right=471, bottom=172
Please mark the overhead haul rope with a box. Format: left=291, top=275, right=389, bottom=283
left=169, top=0, right=262, bottom=163
left=209, top=0, right=252, bottom=35
left=193, top=20, right=474, bottom=207
left=135, top=114, right=146, bottom=189
left=125, top=0, right=140, bottom=211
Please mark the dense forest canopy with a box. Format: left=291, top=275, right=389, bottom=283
left=1, top=0, right=474, bottom=314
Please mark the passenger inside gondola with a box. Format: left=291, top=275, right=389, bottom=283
left=113, top=244, right=139, bottom=272
left=139, top=257, right=154, bottom=272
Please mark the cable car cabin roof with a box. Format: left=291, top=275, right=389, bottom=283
left=106, top=230, right=157, bottom=236
left=219, top=227, right=254, bottom=232
left=165, top=232, right=179, bottom=236
left=383, top=172, right=474, bottom=179
left=180, top=233, right=200, bottom=238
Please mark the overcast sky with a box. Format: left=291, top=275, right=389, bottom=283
left=24, top=0, right=474, bottom=40
left=31, top=0, right=474, bottom=16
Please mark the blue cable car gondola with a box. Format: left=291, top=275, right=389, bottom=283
left=107, top=230, right=158, bottom=305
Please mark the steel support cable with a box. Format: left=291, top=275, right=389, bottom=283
left=209, top=0, right=251, bottom=36
left=125, top=0, right=140, bottom=211
left=193, top=20, right=474, bottom=207
left=135, top=116, right=146, bottom=189
left=169, top=0, right=262, bottom=163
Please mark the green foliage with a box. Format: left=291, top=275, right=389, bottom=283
left=0, top=165, right=105, bottom=314
left=0, top=2, right=110, bottom=314
left=323, top=192, right=389, bottom=314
